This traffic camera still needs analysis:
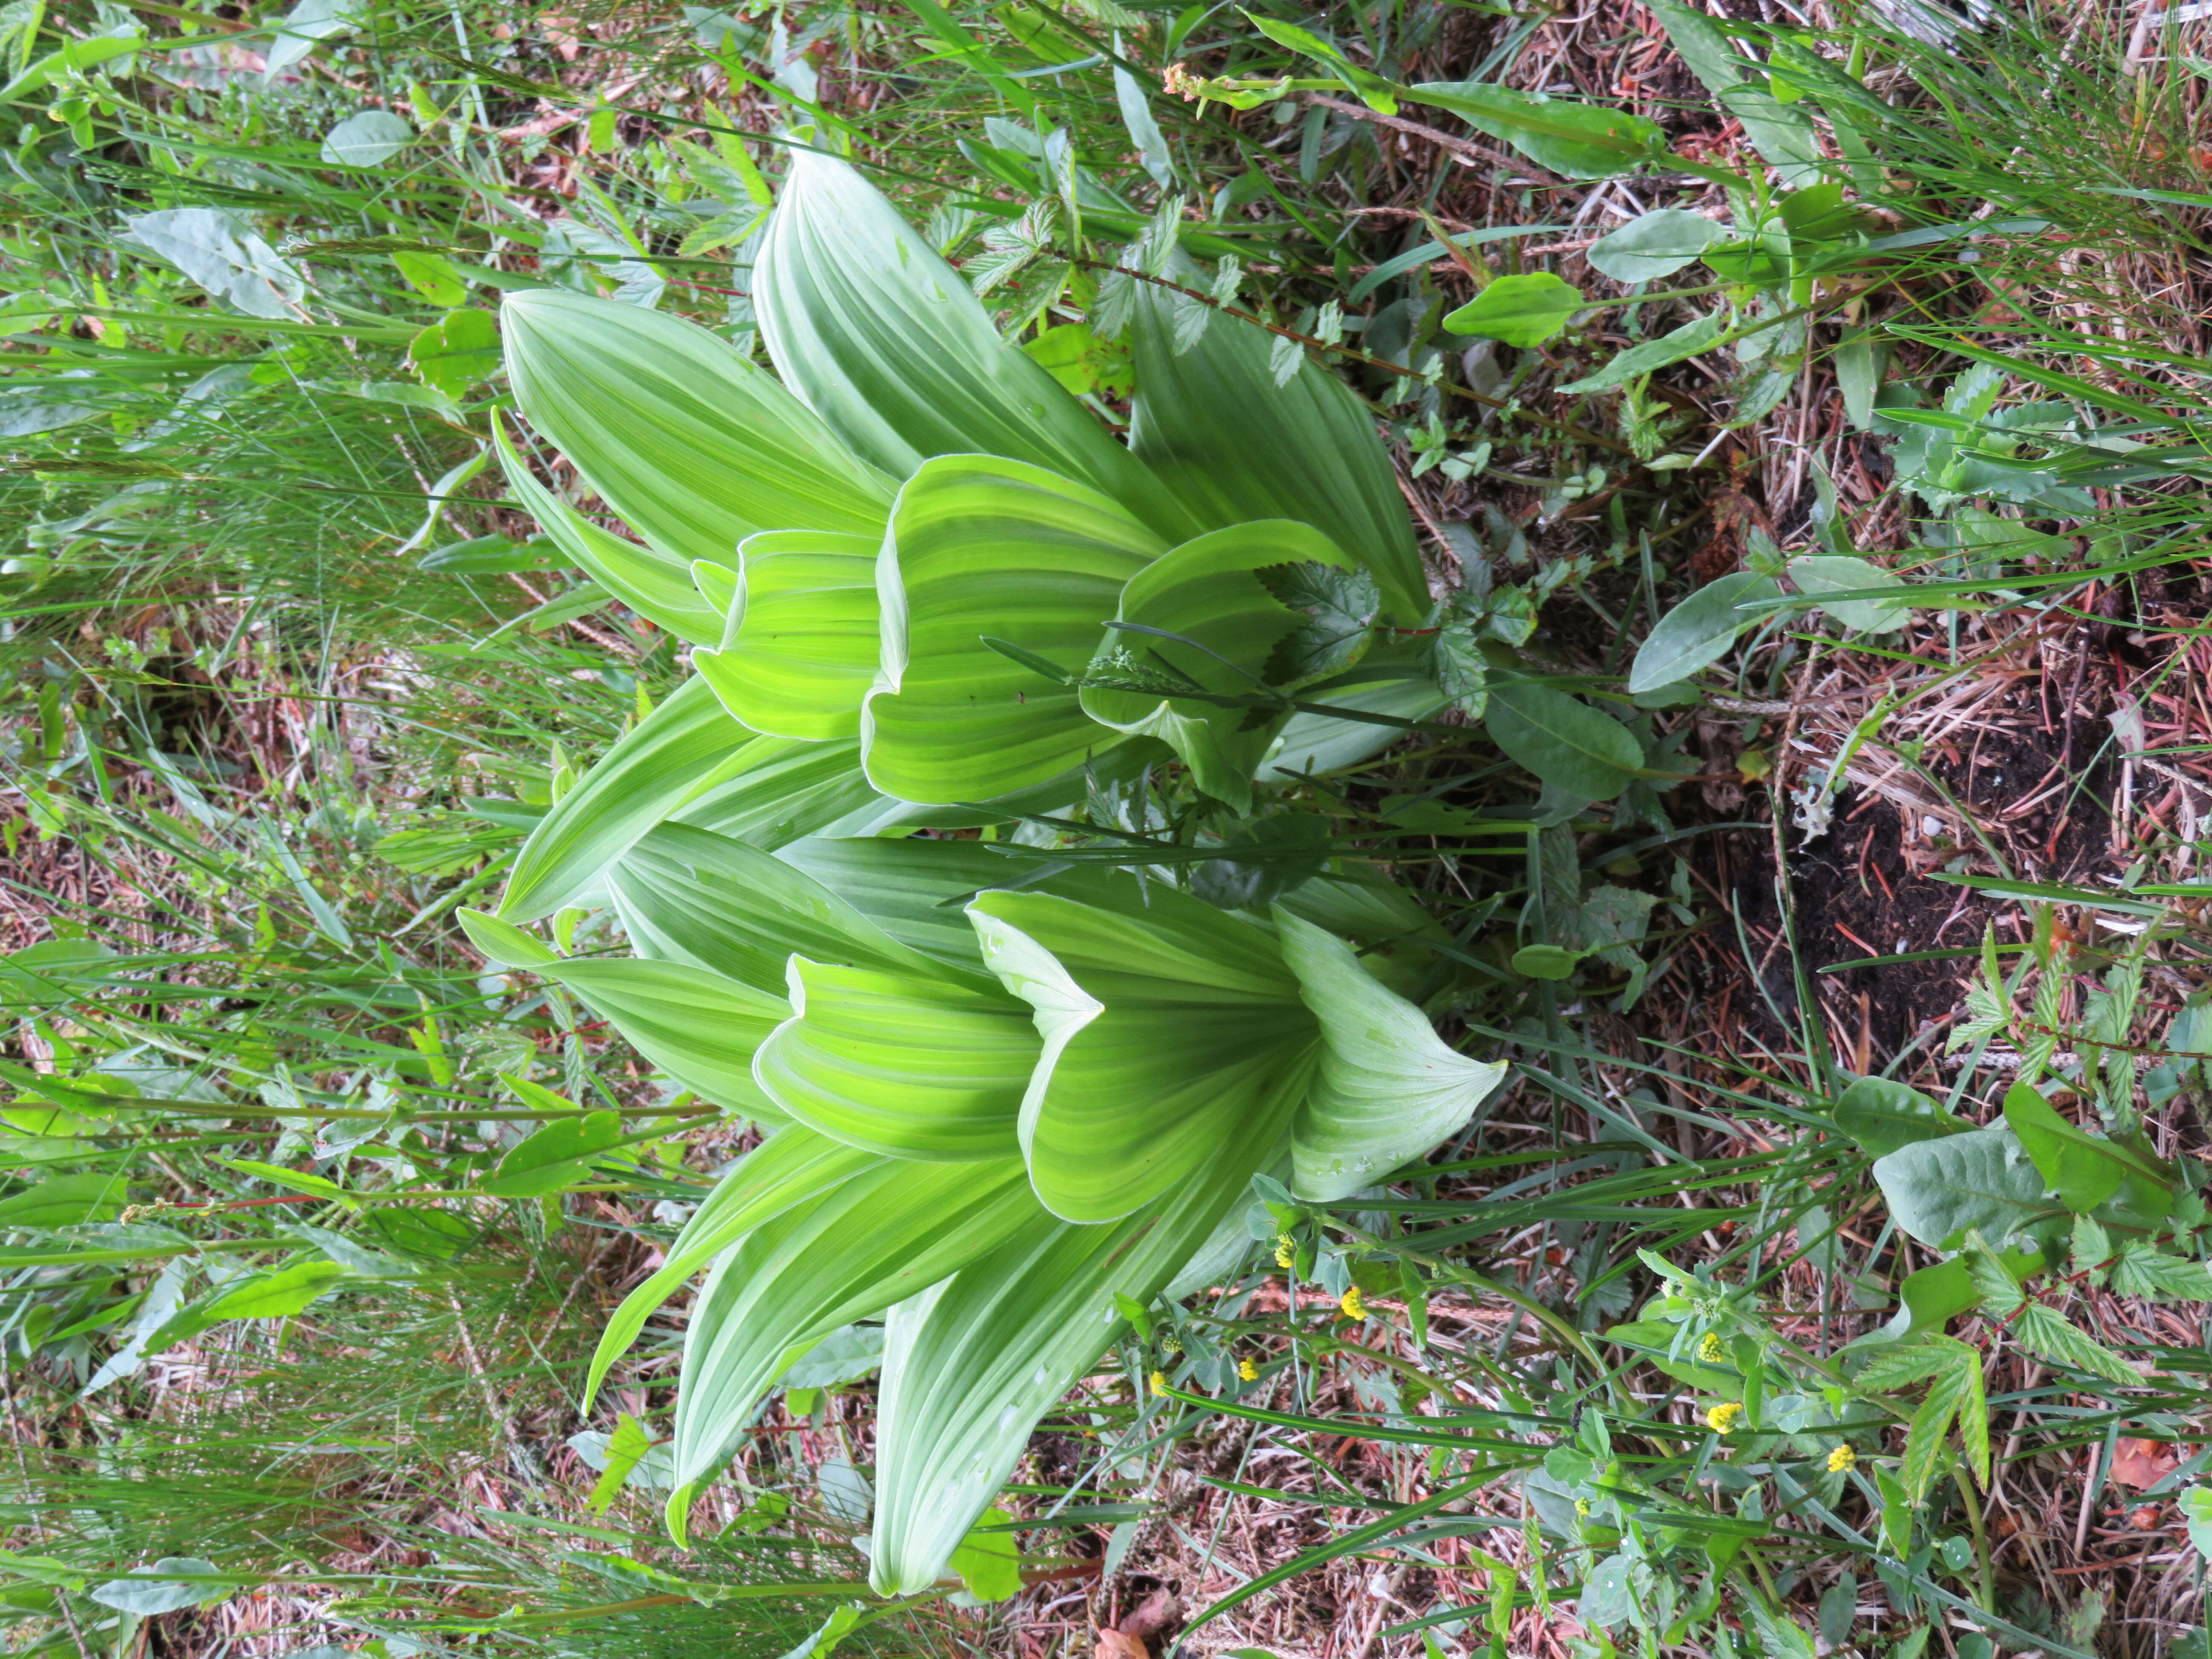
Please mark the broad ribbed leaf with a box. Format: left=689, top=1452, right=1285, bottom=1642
left=1128, top=286, right=1427, bottom=623
left=1080, top=522, right=1351, bottom=813
left=667, top=735, right=888, bottom=850
left=501, top=288, right=894, bottom=570
left=668, top=1157, right=1037, bottom=1508
left=458, top=928, right=789, bottom=1119
left=499, top=675, right=756, bottom=923
left=754, top=151, right=1190, bottom=541
left=774, top=838, right=1127, bottom=976
left=495, top=418, right=722, bottom=643
left=968, top=886, right=1318, bottom=1222
left=864, top=456, right=1162, bottom=805
left=608, top=823, right=958, bottom=996
left=585, top=1125, right=882, bottom=1409
left=695, top=530, right=880, bottom=740
left=867, top=1092, right=1295, bottom=1595
left=754, top=959, right=1035, bottom=1160
left=1274, top=909, right=1506, bottom=1201
left=1257, top=638, right=1450, bottom=780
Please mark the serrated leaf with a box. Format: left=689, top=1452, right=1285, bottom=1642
left=2109, top=1240, right=2212, bottom=1304
left=2012, top=1301, right=2140, bottom=1387
left=1254, top=558, right=1382, bottom=689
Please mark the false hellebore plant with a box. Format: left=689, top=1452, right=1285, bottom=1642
left=460, top=151, right=1505, bottom=1595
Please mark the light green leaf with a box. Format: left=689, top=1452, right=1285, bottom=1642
left=1871, top=1123, right=2064, bottom=1250
left=90, top=1559, right=225, bottom=1617
left=1560, top=310, right=1732, bottom=396
left=1833, top=1074, right=1966, bottom=1158
left=668, top=1158, right=1039, bottom=1505
left=755, top=151, right=1189, bottom=541
left=754, top=959, right=1034, bottom=1161
left=1405, top=80, right=1665, bottom=179
left=1081, top=523, right=1353, bottom=813
left=498, top=674, right=754, bottom=922
left=2001, top=1081, right=2174, bottom=1222
left=668, top=735, right=897, bottom=850
left=482, top=1107, right=625, bottom=1197
left=125, top=208, right=304, bottom=320
left=1787, top=554, right=1911, bottom=633
left=585, top=1413, right=658, bottom=1513
left=1627, top=570, right=1779, bottom=693
left=1275, top=908, right=1505, bottom=1201
left=696, top=531, right=880, bottom=740
left=1511, top=943, right=1586, bottom=980
left=1257, top=638, right=1450, bottom=780
left=1113, top=63, right=1176, bottom=189
left=584, top=1127, right=884, bottom=1409
left=1484, top=679, right=1643, bottom=800
left=523, top=955, right=789, bottom=1119
left=1243, top=13, right=1398, bottom=112
left=492, top=417, right=722, bottom=644
left=502, top=288, right=895, bottom=571
left=2109, top=1240, right=2212, bottom=1303
left=608, top=823, right=958, bottom=998
left=1645, top=0, right=1821, bottom=187
left=2011, top=1301, right=2141, bottom=1387
left=320, top=109, right=410, bottom=167
left=203, top=1257, right=347, bottom=1321
left=0, top=1171, right=128, bottom=1228
left=867, top=1089, right=1292, bottom=1595
left=948, top=1507, right=1024, bottom=1603
left=1586, top=209, right=1725, bottom=282
left=864, top=455, right=1160, bottom=805
left=1441, top=273, right=1583, bottom=348
left=1127, top=284, right=1428, bottom=623
left=968, top=885, right=1316, bottom=1222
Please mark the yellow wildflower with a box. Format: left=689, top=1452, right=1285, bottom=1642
left=1275, top=1234, right=1295, bottom=1270
left=1574, top=1498, right=1591, bottom=1518
left=1827, top=1444, right=1856, bottom=1473
left=1149, top=1371, right=1168, bottom=1398
left=1704, top=1402, right=1743, bottom=1434
left=1698, top=1332, right=1726, bottom=1364
left=1237, top=1356, right=1258, bottom=1382
left=1340, top=1286, right=1367, bottom=1321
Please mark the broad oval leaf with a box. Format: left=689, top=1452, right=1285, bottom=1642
left=501, top=288, right=895, bottom=570
left=867, top=1090, right=1292, bottom=1594
left=1586, top=208, right=1725, bottom=282
left=320, top=109, right=411, bottom=167
left=498, top=675, right=756, bottom=923
left=1560, top=311, right=1732, bottom=397
left=968, top=886, right=1317, bottom=1222
left=695, top=530, right=880, bottom=740
left=1871, top=1122, right=2065, bottom=1251
left=609, top=822, right=959, bottom=997
left=1787, top=554, right=1910, bottom=633
left=493, top=418, right=722, bottom=643
left=1275, top=909, right=1506, bottom=1200
left=754, top=151, right=1190, bottom=541
left=482, top=1108, right=624, bottom=1197
left=668, top=1157, right=1039, bottom=1508
left=1483, top=679, right=1643, bottom=801
left=1442, top=273, right=1585, bottom=349
left=1128, top=286, right=1427, bottom=623
left=1081, top=521, right=1354, bottom=813
left=1406, top=81, right=1665, bottom=179
left=585, top=1126, right=884, bottom=1409
left=1628, top=570, right=1781, bottom=694
left=1832, top=1074, right=1965, bottom=1158
left=864, top=455, right=1162, bottom=805
left=754, top=958, right=1035, bottom=1160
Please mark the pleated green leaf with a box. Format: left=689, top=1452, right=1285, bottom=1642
left=753, top=151, right=1192, bottom=542
left=968, top=886, right=1318, bottom=1222
left=1257, top=638, right=1452, bottom=781
left=607, top=823, right=959, bottom=997
left=1080, top=522, right=1353, bottom=813
left=867, top=1089, right=1297, bottom=1595
left=668, top=735, right=893, bottom=850
left=501, top=288, right=895, bottom=570
left=863, top=456, right=1162, bottom=805
left=1273, top=908, right=1507, bottom=1201
left=773, top=838, right=1129, bottom=978
left=667, top=1156, right=1037, bottom=1505
left=583, top=1125, right=882, bottom=1409
left=1127, top=285, right=1427, bottom=623
left=494, top=418, right=722, bottom=644
left=498, top=674, right=757, bottom=923
left=514, top=950, right=787, bottom=1120
left=694, top=530, right=881, bottom=741
left=753, top=958, right=1035, bottom=1161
